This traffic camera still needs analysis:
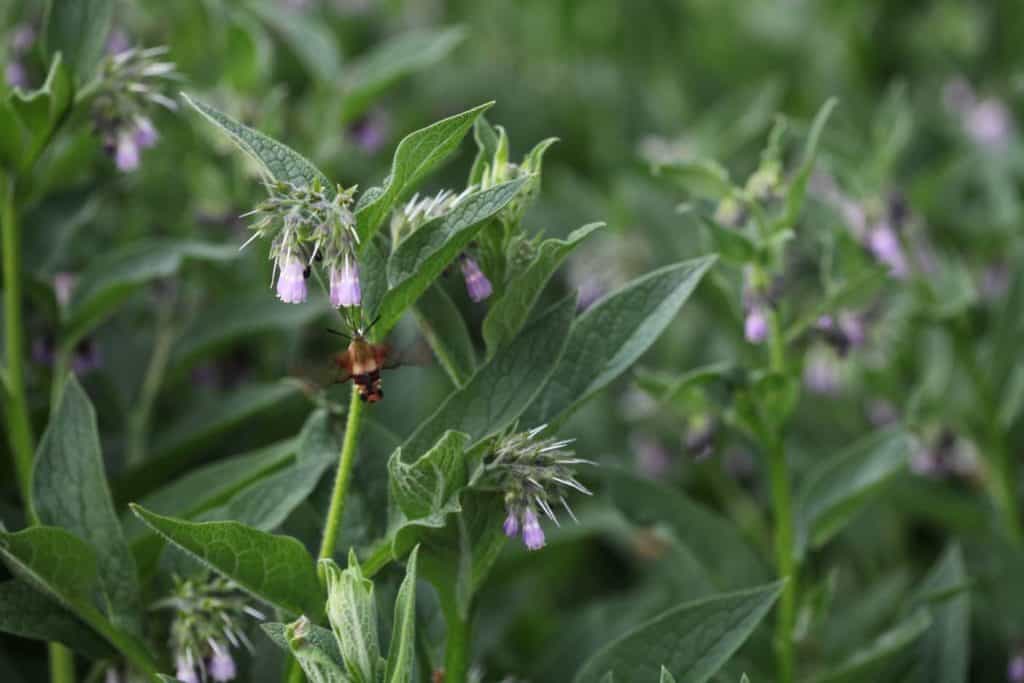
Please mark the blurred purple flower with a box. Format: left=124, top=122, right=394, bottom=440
left=1010, top=652, right=1024, bottom=683
left=866, top=399, right=898, bottom=427
left=106, top=29, right=131, bottom=55
left=11, top=24, right=36, bottom=54
left=133, top=116, right=158, bottom=148
left=981, top=263, right=1010, bottom=301
left=275, top=252, right=308, bottom=303
left=5, top=62, right=28, bottom=89
left=115, top=130, right=141, bottom=172
left=867, top=222, right=908, bottom=278
left=53, top=272, right=77, bottom=309
left=744, top=305, right=768, bottom=344
left=348, top=110, right=390, bottom=154
left=71, top=338, right=102, bottom=375
left=175, top=656, right=199, bottom=683
left=631, top=433, right=670, bottom=479
left=966, top=99, right=1012, bottom=147
left=208, top=643, right=236, bottom=682
left=803, top=348, right=841, bottom=395
left=460, top=255, right=492, bottom=302
left=503, top=510, right=520, bottom=537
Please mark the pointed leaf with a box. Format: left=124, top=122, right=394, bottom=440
left=8, top=54, right=72, bottom=168
left=43, top=0, right=112, bottom=81
left=130, top=506, right=323, bottom=618
left=814, top=610, right=931, bottom=683
left=184, top=93, right=331, bottom=189
left=912, top=545, right=969, bottom=683
left=483, top=222, right=603, bottom=357
left=796, top=427, right=910, bottom=558
left=389, top=431, right=470, bottom=520
left=573, top=582, right=783, bottom=683
left=355, top=102, right=493, bottom=243
left=524, top=256, right=716, bottom=425
left=384, top=547, right=419, bottom=683
left=779, top=98, right=837, bottom=230
left=402, top=294, right=576, bottom=460
left=33, top=375, right=141, bottom=633
left=413, top=284, right=476, bottom=386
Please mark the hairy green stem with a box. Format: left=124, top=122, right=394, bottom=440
left=440, top=593, right=471, bottom=683
left=1, top=174, right=35, bottom=511
left=766, top=307, right=796, bottom=683
left=49, top=645, right=74, bottom=683
left=317, top=384, right=365, bottom=568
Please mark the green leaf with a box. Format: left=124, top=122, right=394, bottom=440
left=483, top=222, right=603, bottom=357
left=912, top=545, right=969, bottom=683
left=341, top=26, right=466, bottom=123
left=468, top=116, right=500, bottom=186
left=244, top=0, right=341, bottom=83
left=778, top=98, right=837, bottom=230
left=355, top=102, right=494, bottom=243
left=33, top=375, right=141, bottom=634
left=402, top=294, right=576, bottom=460
left=0, top=527, right=97, bottom=615
left=573, top=582, right=783, bottom=683
left=608, top=471, right=769, bottom=590
left=653, top=157, right=733, bottom=199
left=389, top=431, right=470, bottom=521
left=184, top=93, right=331, bottom=190
left=64, top=239, right=237, bottom=347
left=43, top=0, right=112, bottom=82
left=281, top=617, right=350, bottom=683
left=212, top=411, right=341, bottom=531
left=383, top=547, right=418, bottom=683
left=795, top=427, right=910, bottom=559
left=262, top=619, right=342, bottom=665
left=130, top=505, right=323, bottom=618
left=324, top=553, right=379, bottom=683
left=700, top=216, right=757, bottom=264
left=413, top=284, right=476, bottom=386
left=659, top=667, right=677, bottom=683
left=7, top=54, right=73, bottom=169
left=0, top=580, right=113, bottom=658
left=170, top=293, right=331, bottom=368
left=523, top=256, right=716, bottom=426
left=814, top=610, right=931, bottom=683
left=376, top=178, right=527, bottom=336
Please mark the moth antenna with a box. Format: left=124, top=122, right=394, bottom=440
left=325, top=327, right=351, bottom=342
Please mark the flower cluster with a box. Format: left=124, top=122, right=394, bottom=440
left=91, top=44, right=179, bottom=172
left=153, top=575, right=265, bottom=683
left=242, top=180, right=360, bottom=307
left=4, top=23, right=35, bottom=89
left=483, top=425, right=593, bottom=551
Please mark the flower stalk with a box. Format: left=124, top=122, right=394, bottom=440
left=316, top=384, right=365, bottom=570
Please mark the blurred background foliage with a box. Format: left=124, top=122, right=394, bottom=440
left=3, top=0, right=1024, bottom=681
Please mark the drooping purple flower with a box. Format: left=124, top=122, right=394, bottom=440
left=1009, top=652, right=1024, bottom=683
left=133, top=116, right=158, bottom=148
left=521, top=508, right=545, bottom=551
left=966, top=99, right=1012, bottom=147
left=631, top=433, right=669, bottom=479
left=11, top=25, right=37, bottom=54
left=803, top=349, right=841, bottom=396
left=460, top=255, right=492, bottom=302
left=275, top=252, right=308, bottom=304
left=867, top=223, right=908, bottom=278
left=175, top=656, right=199, bottom=683
left=838, top=312, right=866, bottom=348
left=115, top=130, right=141, bottom=172
left=502, top=511, right=520, bottom=537
left=106, top=29, right=132, bottom=55
left=208, top=643, right=237, bottom=682
left=71, top=337, right=102, bottom=375
left=4, top=62, right=28, bottom=89
left=744, top=305, right=768, bottom=344
left=348, top=110, right=389, bottom=154
left=329, top=255, right=361, bottom=308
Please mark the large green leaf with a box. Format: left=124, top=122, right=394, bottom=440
left=402, top=294, right=576, bottom=460
left=208, top=410, right=341, bottom=531
left=184, top=93, right=331, bottom=189
left=608, top=471, right=769, bottom=590
left=413, top=284, right=476, bottom=386
left=523, top=256, right=716, bottom=425
left=43, top=0, right=112, bottom=81
left=63, top=239, right=237, bottom=347
left=389, top=431, right=470, bottom=521
left=911, top=545, right=969, bottom=683
left=814, top=610, right=931, bottom=683
left=170, top=293, right=331, bottom=368
left=795, top=428, right=910, bottom=558
left=354, top=102, right=493, bottom=243
left=33, top=375, right=141, bottom=634
left=376, top=178, right=527, bottom=336
left=341, top=26, right=466, bottom=123
left=573, top=582, right=783, bottom=683
left=0, top=580, right=113, bottom=658
left=244, top=0, right=341, bottom=83
left=483, top=222, right=603, bottom=357
left=130, top=506, right=323, bottom=618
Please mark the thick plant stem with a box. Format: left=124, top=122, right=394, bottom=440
left=49, top=645, right=74, bottom=683
left=1, top=174, right=34, bottom=510
left=317, top=385, right=364, bottom=567
left=766, top=308, right=796, bottom=683
left=440, top=594, right=471, bottom=683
